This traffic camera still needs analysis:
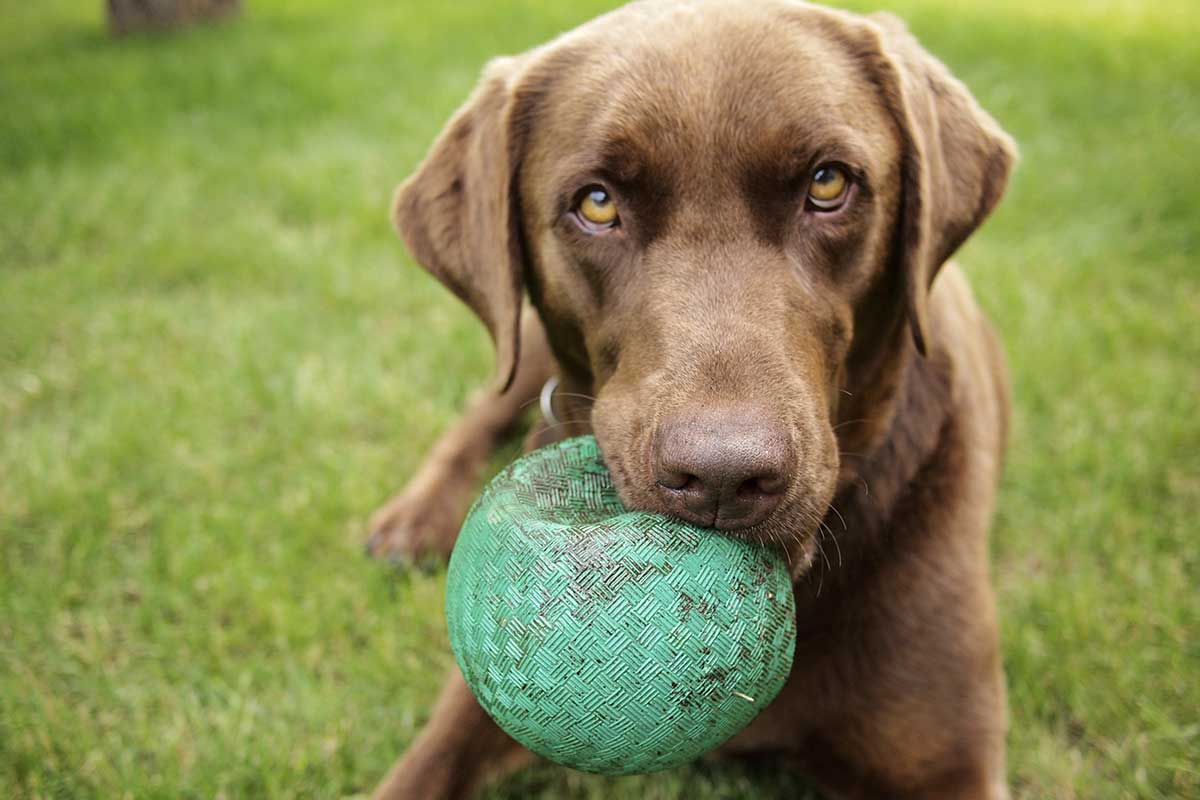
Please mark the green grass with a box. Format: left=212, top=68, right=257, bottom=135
left=1, top=0, right=1196, bottom=797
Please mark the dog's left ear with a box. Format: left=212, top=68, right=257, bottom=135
left=863, top=13, right=1017, bottom=355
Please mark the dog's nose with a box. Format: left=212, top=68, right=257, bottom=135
left=653, top=409, right=793, bottom=530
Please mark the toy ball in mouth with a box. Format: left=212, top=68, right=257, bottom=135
left=444, top=435, right=796, bottom=775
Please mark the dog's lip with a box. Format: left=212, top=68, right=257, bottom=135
left=656, top=492, right=718, bottom=529
left=647, top=483, right=797, bottom=533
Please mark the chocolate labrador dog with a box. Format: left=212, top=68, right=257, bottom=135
left=367, top=0, right=1016, bottom=797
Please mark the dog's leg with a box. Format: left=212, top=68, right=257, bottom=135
left=372, top=667, right=532, bottom=800
left=366, top=309, right=554, bottom=562
left=372, top=333, right=596, bottom=798
left=720, top=571, right=1008, bottom=800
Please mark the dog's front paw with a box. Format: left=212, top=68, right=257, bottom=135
left=365, top=484, right=465, bottom=565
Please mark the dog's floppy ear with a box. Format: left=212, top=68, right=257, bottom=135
left=392, top=56, right=532, bottom=392
left=864, top=13, right=1017, bottom=355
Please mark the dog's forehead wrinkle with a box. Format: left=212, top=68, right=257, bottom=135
left=542, top=2, right=876, bottom=175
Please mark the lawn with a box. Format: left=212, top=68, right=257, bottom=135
left=1, top=0, right=1196, bottom=797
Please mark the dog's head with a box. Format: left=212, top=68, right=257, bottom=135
left=393, top=0, right=1014, bottom=570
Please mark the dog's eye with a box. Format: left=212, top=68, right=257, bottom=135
left=576, top=187, right=619, bottom=229
left=807, top=165, right=850, bottom=210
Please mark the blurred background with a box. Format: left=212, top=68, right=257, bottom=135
left=1, top=1, right=1196, bottom=797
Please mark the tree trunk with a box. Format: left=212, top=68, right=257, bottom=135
left=107, top=0, right=242, bottom=35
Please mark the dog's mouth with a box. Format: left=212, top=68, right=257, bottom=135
left=599, top=432, right=829, bottom=574
left=652, top=475, right=789, bottom=531
left=671, top=495, right=829, bottom=580
left=587, top=380, right=841, bottom=579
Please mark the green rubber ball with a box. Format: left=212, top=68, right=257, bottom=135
left=445, top=435, right=796, bottom=775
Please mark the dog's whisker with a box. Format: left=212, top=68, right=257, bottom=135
left=819, top=520, right=843, bottom=568
left=772, top=529, right=792, bottom=567
left=813, top=538, right=830, bottom=597
left=814, top=533, right=829, bottom=571
left=553, top=392, right=598, bottom=403
left=827, top=502, right=848, bottom=532
left=832, top=417, right=868, bottom=432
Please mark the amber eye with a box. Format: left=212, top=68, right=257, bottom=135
left=807, top=164, right=850, bottom=210
left=576, top=187, right=619, bottom=228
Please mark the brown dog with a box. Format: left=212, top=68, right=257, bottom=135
left=367, top=1, right=1016, bottom=797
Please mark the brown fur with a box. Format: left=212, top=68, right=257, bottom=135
left=368, top=1, right=1016, bottom=797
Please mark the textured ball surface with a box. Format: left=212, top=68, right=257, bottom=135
left=445, top=435, right=796, bottom=775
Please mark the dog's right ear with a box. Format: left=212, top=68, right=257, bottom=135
left=393, top=56, right=532, bottom=392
